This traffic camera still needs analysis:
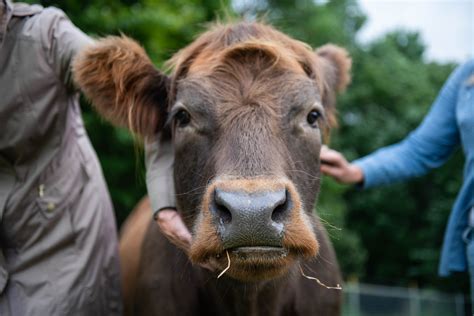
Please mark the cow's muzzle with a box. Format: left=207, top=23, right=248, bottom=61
left=189, top=177, right=319, bottom=281
left=211, top=187, right=291, bottom=250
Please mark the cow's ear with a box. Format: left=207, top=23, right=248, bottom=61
left=73, top=36, right=170, bottom=138
left=316, top=44, right=351, bottom=93
left=315, top=44, right=351, bottom=129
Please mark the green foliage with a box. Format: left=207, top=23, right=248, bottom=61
left=25, top=0, right=467, bottom=294
left=334, top=33, right=463, bottom=291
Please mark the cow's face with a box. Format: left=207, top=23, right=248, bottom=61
left=73, top=22, right=350, bottom=282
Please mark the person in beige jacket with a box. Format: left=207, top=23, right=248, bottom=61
left=0, top=1, right=122, bottom=314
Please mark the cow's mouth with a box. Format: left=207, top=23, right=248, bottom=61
left=211, top=246, right=294, bottom=281
left=230, top=246, right=288, bottom=260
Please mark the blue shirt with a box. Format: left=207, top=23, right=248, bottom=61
left=354, top=60, right=474, bottom=276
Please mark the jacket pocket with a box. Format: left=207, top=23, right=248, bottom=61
left=8, top=147, right=90, bottom=251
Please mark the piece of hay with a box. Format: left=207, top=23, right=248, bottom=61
left=217, top=250, right=231, bottom=279
left=299, top=266, right=342, bottom=290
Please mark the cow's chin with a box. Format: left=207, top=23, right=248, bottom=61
left=211, top=246, right=297, bottom=282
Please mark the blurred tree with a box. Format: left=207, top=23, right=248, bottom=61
left=339, top=34, right=465, bottom=292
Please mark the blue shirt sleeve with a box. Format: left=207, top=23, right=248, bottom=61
left=353, top=63, right=469, bottom=189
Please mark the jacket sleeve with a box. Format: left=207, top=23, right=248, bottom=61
left=353, top=62, right=469, bottom=189
left=145, top=135, right=176, bottom=217
left=39, top=7, right=93, bottom=91
left=0, top=157, right=14, bottom=295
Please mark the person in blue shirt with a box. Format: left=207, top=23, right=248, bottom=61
left=320, top=60, right=474, bottom=305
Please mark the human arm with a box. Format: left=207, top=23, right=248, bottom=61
left=41, top=7, right=93, bottom=91
left=145, top=135, right=192, bottom=253
left=322, top=63, right=467, bottom=188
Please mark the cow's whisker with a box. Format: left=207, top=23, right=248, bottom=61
left=299, top=265, right=342, bottom=290
left=287, top=169, right=321, bottom=181
left=217, top=250, right=231, bottom=279
left=175, top=185, right=208, bottom=197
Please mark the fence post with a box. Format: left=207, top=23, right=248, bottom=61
left=454, top=293, right=465, bottom=316
left=408, top=286, right=421, bottom=316
left=346, top=278, right=360, bottom=316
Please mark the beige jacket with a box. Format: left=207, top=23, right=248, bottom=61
left=0, top=1, right=122, bottom=315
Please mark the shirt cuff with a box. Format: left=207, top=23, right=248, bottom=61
left=352, top=157, right=378, bottom=189
left=145, top=137, right=176, bottom=216
left=147, top=174, right=176, bottom=218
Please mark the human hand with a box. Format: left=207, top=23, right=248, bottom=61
left=155, top=209, right=218, bottom=272
left=155, top=209, right=192, bottom=253
left=320, top=145, right=364, bottom=184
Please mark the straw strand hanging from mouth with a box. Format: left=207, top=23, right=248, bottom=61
left=299, top=265, right=342, bottom=290
left=217, top=250, right=231, bottom=279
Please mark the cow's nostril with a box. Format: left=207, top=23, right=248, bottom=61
left=215, top=203, right=232, bottom=225
left=271, top=191, right=290, bottom=223
left=212, top=189, right=234, bottom=225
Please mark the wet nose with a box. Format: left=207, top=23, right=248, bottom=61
left=210, top=188, right=292, bottom=249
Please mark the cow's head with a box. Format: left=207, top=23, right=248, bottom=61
left=74, top=22, right=350, bottom=282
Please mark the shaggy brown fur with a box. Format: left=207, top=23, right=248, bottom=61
left=118, top=197, right=150, bottom=315
left=167, top=22, right=350, bottom=129
left=74, top=21, right=351, bottom=316
left=73, top=36, right=169, bottom=137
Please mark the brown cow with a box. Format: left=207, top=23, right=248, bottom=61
left=73, top=21, right=351, bottom=315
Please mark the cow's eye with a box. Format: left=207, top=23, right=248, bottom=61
left=175, top=109, right=191, bottom=127
left=306, top=110, right=321, bottom=127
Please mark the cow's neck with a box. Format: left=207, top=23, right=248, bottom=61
left=223, top=282, right=262, bottom=315
left=198, top=266, right=298, bottom=315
